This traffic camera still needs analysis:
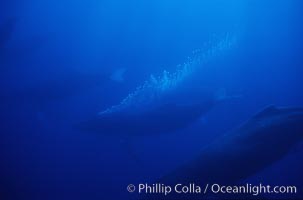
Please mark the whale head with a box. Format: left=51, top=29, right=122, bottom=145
left=248, top=105, right=303, bottom=149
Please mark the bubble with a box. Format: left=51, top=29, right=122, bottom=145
left=99, top=33, right=237, bottom=115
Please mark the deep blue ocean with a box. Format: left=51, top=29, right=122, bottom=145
left=1, top=0, right=303, bottom=200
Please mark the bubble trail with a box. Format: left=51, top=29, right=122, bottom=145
left=99, top=33, right=237, bottom=115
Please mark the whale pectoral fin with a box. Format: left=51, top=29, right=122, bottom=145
left=253, top=105, right=279, bottom=119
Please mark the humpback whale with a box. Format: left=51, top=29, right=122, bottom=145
left=77, top=89, right=217, bottom=135
left=146, top=106, right=303, bottom=199
left=77, top=34, right=237, bottom=135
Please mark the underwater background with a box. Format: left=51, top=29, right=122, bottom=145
left=1, top=0, right=303, bottom=199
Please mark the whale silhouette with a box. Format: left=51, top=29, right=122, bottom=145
left=77, top=89, right=218, bottom=136
left=148, top=106, right=303, bottom=199
left=77, top=34, right=238, bottom=136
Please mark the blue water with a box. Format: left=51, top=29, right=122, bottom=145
left=1, top=0, right=303, bottom=199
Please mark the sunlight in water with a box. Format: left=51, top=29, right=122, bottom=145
left=99, top=33, right=237, bottom=115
